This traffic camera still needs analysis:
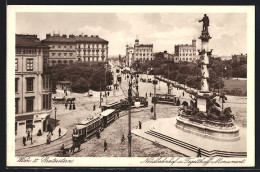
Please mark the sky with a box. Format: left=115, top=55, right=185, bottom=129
left=16, top=12, right=247, bottom=57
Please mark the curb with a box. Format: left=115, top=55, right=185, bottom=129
left=15, top=127, right=68, bottom=151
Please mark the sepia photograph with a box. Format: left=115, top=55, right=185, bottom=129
left=7, top=5, right=255, bottom=167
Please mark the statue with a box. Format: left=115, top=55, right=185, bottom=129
left=199, top=14, right=210, bottom=32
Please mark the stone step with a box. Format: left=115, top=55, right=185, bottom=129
left=145, top=130, right=246, bottom=157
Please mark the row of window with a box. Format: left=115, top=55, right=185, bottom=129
left=52, top=53, right=74, bottom=57
left=135, top=49, right=152, bottom=52
left=15, top=97, right=34, bottom=114
left=179, top=49, right=196, bottom=52
left=15, top=58, right=34, bottom=71
left=135, top=53, right=153, bottom=56
left=179, top=53, right=196, bottom=56
left=78, top=44, right=106, bottom=49
left=16, top=49, right=39, bottom=54
left=15, top=94, right=52, bottom=114
left=52, top=45, right=73, bottom=49
left=15, top=77, right=34, bottom=93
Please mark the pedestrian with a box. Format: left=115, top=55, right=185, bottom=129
left=145, top=92, right=147, bottom=98
left=65, top=91, right=68, bottom=96
left=96, top=129, right=100, bottom=139
left=27, top=130, right=30, bottom=140
left=104, top=140, right=107, bottom=152
left=58, top=128, right=61, bottom=137
left=73, top=103, right=76, bottom=110
left=93, top=104, right=96, bottom=111
left=69, top=103, right=72, bottom=110
left=30, top=134, right=33, bottom=144
left=151, top=106, right=154, bottom=113
left=150, top=92, right=152, bottom=97
left=23, top=136, right=26, bottom=146
left=183, top=91, right=185, bottom=97
left=108, top=91, right=110, bottom=96
left=65, top=102, right=68, bottom=109
left=121, top=134, right=125, bottom=144
left=46, top=134, right=49, bottom=144
left=139, top=121, right=142, bottom=129
left=197, top=147, right=201, bottom=157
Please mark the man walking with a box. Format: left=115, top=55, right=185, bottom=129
left=93, top=104, right=96, bottom=111
left=23, top=136, right=26, bottom=146
left=197, top=147, right=201, bottom=157
left=58, top=128, right=61, bottom=137
left=104, top=140, right=107, bottom=152
left=151, top=106, right=154, bottom=114
left=121, top=134, right=125, bottom=144
left=139, top=121, right=142, bottom=129
left=65, top=102, right=68, bottom=109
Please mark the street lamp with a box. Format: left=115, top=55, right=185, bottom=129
left=152, top=79, right=158, bottom=120
left=54, top=107, right=57, bottom=127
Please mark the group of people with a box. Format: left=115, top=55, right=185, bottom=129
left=65, top=102, right=76, bottom=110
left=22, top=130, right=33, bottom=146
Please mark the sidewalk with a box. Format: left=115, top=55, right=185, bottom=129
left=15, top=126, right=67, bottom=150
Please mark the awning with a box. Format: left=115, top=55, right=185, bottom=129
left=15, top=114, right=34, bottom=121
left=34, top=113, right=50, bottom=120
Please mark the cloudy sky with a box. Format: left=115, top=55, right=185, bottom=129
left=16, top=12, right=247, bottom=57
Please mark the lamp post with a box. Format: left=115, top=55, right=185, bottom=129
left=152, top=80, right=158, bottom=120
left=54, top=107, right=57, bottom=127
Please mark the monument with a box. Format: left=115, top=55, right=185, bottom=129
left=176, top=14, right=240, bottom=141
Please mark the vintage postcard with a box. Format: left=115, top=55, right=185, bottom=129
left=7, top=5, right=255, bottom=167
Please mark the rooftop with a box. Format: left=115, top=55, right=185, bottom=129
left=16, top=34, right=47, bottom=48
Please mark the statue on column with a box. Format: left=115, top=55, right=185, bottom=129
left=199, top=14, right=210, bottom=32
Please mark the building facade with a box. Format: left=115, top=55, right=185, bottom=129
left=41, top=33, right=109, bottom=66
left=15, top=34, right=52, bottom=137
left=162, top=50, right=175, bottom=61
left=126, top=39, right=154, bottom=67
left=174, top=39, right=198, bottom=62
left=232, top=53, right=247, bottom=63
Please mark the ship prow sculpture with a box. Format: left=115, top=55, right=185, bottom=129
left=176, top=14, right=240, bottom=141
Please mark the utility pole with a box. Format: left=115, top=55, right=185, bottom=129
left=153, top=80, right=158, bottom=120
left=105, top=64, right=107, bottom=105
left=128, top=74, right=132, bottom=157
left=99, top=81, right=102, bottom=107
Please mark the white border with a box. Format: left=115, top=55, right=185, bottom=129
left=7, top=5, right=255, bottom=167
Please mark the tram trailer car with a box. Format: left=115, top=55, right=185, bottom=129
left=72, top=109, right=116, bottom=143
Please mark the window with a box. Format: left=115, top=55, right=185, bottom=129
left=52, top=46, right=55, bottom=49
left=64, top=46, right=67, bottom=48
left=58, top=46, right=61, bottom=48
left=15, top=98, right=19, bottom=114
left=70, top=45, right=72, bottom=49
left=26, top=59, right=33, bottom=71
left=26, top=97, right=34, bottom=112
left=52, top=53, right=55, bottom=56
left=15, top=78, right=18, bottom=92
left=26, top=78, right=34, bottom=91
left=15, top=59, right=18, bottom=71
left=70, top=53, right=73, bottom=56
left=64, top=53, right=67, bottom=56
left=58, top=53, right=61, bottom=56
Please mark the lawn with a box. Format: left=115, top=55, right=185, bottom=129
left=223, top=79, right=247, bottom=92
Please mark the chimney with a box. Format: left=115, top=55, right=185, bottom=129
left=46, top=33, right=51, bottom=39
left=91, top=35, right=94, bottom=37
left=84, top=35, right=88, bottom=37
left=62, top=34, right=67, bottom=38
left=79, top=35, right=82, bottom=37
left=69, top=34, right=74, bottom=38
left=96, top=35, right=99, bottom=37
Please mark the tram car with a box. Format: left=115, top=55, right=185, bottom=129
left=152, top=94, right=180, bottom=106
left=52, top=96, right=66, bottom=104
left=72, top=109, right=117, bottom=143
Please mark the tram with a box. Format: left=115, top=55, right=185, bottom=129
left=152, top=94, right=180, bottom=106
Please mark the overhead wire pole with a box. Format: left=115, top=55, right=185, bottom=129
left=99, top=81, right=102, bottom=107
left=105, top=63, right=108, bottom=105
left=127, top=70, right=132, bottom=157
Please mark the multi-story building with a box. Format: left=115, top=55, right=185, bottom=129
left=15, top=34, right=52, bottom=137
left=126, top=39, right=154, bottom=67
left=232, top=53, right=247, bottom=63
left=41, top=33, right=109, bottom=65
left=75, top=35, right=109, bottom=62
left=41, top=34, right=77, bottom=66
left=174, top=39, right=198, bottom=62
